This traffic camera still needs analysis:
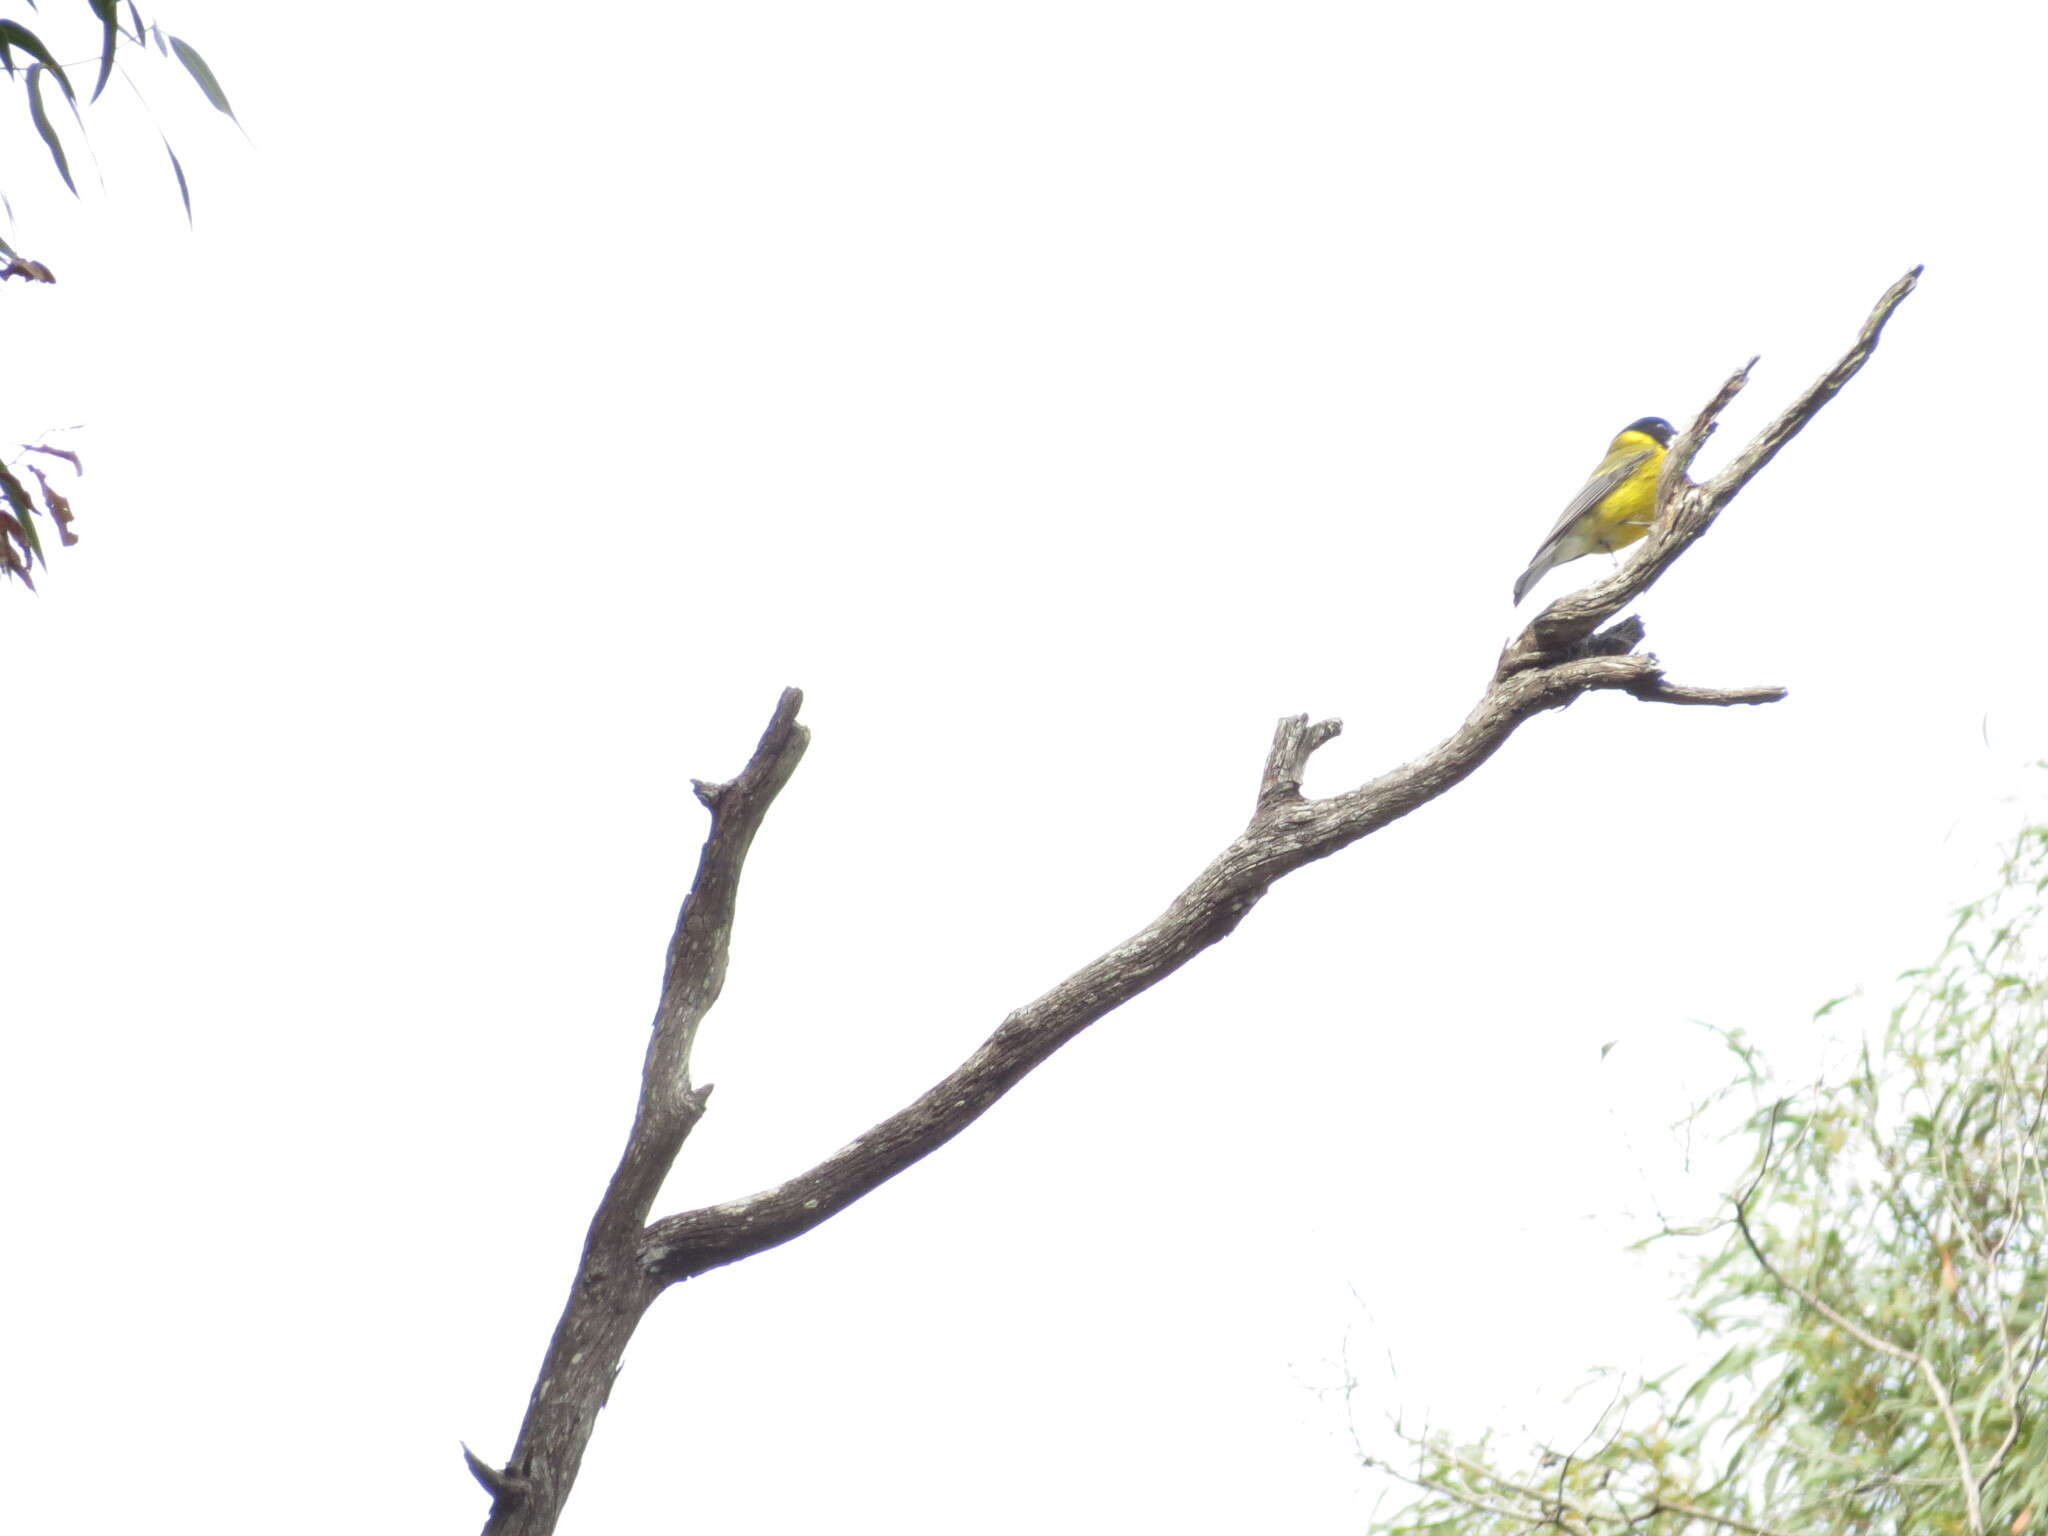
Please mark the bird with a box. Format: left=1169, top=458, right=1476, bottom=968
left=1512, top=416, right=1675, bottom=605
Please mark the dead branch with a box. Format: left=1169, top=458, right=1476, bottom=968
left=475, top=690, right=808, bottom=1536
left=474, top=271, right=1921, bottom=1536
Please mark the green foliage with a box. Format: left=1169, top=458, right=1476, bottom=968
left=27, top=63, right=79, bottom=194
left=0, top=2, right=236, bottom=220
left=1369, top=823, right=2048, bottom=1536
left=1, top=4, right=235, bottom=586
left=1, top=444, right=81, bottom=588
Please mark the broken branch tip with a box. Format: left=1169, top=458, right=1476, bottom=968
left=462, top=1443, right=528, bottom=1503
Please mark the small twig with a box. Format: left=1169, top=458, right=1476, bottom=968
left=1976, top=1063, right=2048, bottom=1496
left=1364, top=1454, right=1572, bottom=1532
left=1377, top=1398, right=1818, bottom=1536
left=1702, top=267, right=1922, bottom=507
left=463, top=1445, right=528, bottom=1505
left=1663, top=360, right=1755, bottom=487
left=1642, top=1497, right=1803, bottom=1536
left=1620, top=676, right=1787, bottom=708
left=1258, top=713, right=1343, bottom=808
left=1432, top=1441, right=1600, bottom=1534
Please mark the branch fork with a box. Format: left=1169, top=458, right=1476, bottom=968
left=473, top=271, right=1922, bottom=1536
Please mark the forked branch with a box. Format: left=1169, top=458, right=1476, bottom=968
left=1500, top=266, right=1920, bottom=676
left=474, top=271, right=1921, bottom=1536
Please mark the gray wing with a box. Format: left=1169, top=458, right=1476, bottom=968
left=1525, top=448, right=1653, bottom=561
left=1511, top=448, right=1653, bottom=604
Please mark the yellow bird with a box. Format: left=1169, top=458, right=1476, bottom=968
left=1512, top=417, right=1675, bottom=605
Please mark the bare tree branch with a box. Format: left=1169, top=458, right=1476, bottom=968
left=635, top=657, right=1772, bottom=1287
left=474, top=272, right=1921, bottom=1534
left=475, top=689, right=809, bottom=1536
left=1700, top=266, right=1921, bottom=506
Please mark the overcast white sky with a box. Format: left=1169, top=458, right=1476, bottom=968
left=6, top=2, right=2046, bottom=1531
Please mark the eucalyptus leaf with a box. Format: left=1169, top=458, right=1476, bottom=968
left=87, top=0, right=118, bottom=100
left=25, top=64, right=76, bottom=195
left=167, top=35, right=233, bottom=119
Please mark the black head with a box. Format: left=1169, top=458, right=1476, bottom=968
left=1623, top=416, right=1675, bottom=446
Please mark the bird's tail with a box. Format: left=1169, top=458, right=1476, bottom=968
left=1511, top=551, right=1557, bottom=606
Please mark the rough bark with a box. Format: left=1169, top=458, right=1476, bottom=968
left=470, top=269, right=1921, bottom=1536
left=473, top=690, right=808, bottom=1536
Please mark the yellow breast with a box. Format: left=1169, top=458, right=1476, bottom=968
left=1587, top=431, right=1665, bottom=550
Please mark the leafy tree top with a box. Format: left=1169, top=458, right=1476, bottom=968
left=1370, top=820, right=2048, bottom=1536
